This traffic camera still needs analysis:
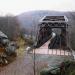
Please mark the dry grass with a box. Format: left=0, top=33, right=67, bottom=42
left=16, top=37, right=26, bottom=56
left=16, top=37, right=33, bottom=56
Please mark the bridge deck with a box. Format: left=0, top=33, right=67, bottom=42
left=30, top=40, right=72, bottom=56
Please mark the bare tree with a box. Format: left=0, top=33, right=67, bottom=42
left=0, top=15, right=20, bottom=40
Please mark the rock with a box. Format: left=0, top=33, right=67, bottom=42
left=0, top=53, right=8, bottom=65
left=5, top=42, right=17, bottom=56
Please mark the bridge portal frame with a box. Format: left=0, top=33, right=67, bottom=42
left=37, top=16, right=69, bottom=49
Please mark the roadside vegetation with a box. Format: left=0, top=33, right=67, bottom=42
left=40, top=61, right=75, bottom=75
left=16, top=36, right=34, bottom=56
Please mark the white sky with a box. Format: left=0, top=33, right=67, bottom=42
left=0, top=0, right=75, bottom=16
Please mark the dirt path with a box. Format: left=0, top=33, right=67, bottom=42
left=0, top=53, right=34, bottom=75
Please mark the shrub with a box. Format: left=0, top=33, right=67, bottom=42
left=40, top=61, right=75, bottom=75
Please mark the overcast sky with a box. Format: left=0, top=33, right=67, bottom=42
left=0, top=0, right=75, bottom=16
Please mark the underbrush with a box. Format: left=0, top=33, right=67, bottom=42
left=16, top=37, right=34, bottom=56
left=40, top=60, right=75, bottom=75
